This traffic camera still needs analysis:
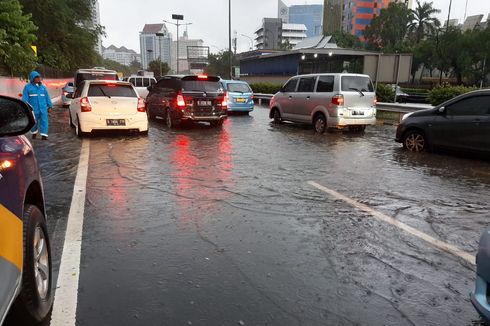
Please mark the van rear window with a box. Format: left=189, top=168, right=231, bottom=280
left=182, top=81, right=221, bottom=92
left=76, top=73, right=117, bottom=87
left=341, top=76, right=374, bottom=92
left=227, top=83, right=252, bottom=93
left=88, top=84, right=137, bottom=97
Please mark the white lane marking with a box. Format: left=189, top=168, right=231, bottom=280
left=50, top=140, right=90, bottom=326
left=307, top=181, right=476, bottom=265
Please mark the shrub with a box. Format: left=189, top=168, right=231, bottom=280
left=249, top=82, right=283, bottom=94
left=428, top=84, right=477, bottom=106
left=375, top=83, right=395, bottom=103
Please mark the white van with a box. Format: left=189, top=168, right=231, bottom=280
left=74, top=68, right=118, bottom=88
left=269, top=73, right=377, bottom=133
left=124, top=76, right=157, bottom=99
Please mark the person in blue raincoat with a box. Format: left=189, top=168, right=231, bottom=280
left=22, top=71, right=53, bottom=140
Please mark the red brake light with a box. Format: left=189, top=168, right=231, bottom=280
left=197, top=75, right=208, bottom=79
left=331, top=95, right=344, bottom=106
left=106, top=82, right=117, bottom=87
left=0, top=160, right=14, bottom=172
left=80, top=97, right=92, bottom=112
left=221, top=92, right=228, bottom=108
left=177, top=93, right=186, bottom=108
left=137, top=98, right=146, bottom=112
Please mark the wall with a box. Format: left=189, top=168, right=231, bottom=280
left=363, top=54, right=412, bottom=83
left=241, top=75, right=291, bottom=85
left=0, top=77, right=71, bottom=99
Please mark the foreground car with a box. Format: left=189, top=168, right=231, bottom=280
left=471, top=227, right=490, bottom=324
left=395, top=90, right=490, bottom=154
left=146, top=75, right=228, bottom=128
left=61, top=82, right=75, bottom=107
left=0, top=95, right=53, bottom=324
left=220, top=80, right=254, bottom=113
left=68, top=80, right=148, bottom=136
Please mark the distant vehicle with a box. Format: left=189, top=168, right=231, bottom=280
left=61, top=82, right=75, bottom=107
left=269, top=73, right=377, bottom=133
left=0, top=95, right=53, bottom=325
left=220, top=80, right=254, bottom=113
left=146, top=75, right=228, bottom=128
left=395, top=90, right=490, bottom=154
left=68, top=80, right=148, bottom=136
left=392, top=85, right=429, bottom=104
left=137, top=70, right=155, bottom=78
left=123, top=76, right=157, bottom=99
left=471, top=226, right=490, bottom=324
left=74, top=68, right=118, bottom=88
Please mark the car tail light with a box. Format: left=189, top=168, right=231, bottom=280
left=80, top=97, right=92, bottom=112
left=177, top=93, right=186, bottom=108
left=373, top=96, right=378, bottom=106
left=137, top=98, right=146, bottom=112
left=221, top=92, right=229, bottom=108
left=197, top=75, right=208, bottom=79
left=0, top=159, right=14, bottom=172
left=331, top=95, right=344, bottom=106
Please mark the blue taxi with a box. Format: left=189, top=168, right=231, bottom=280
left=220, top=80, right=254, bottom=113
left=0, top=95, right=53, bottom=324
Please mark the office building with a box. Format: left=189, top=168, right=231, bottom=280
left=171, top=31, right=206, bottom=73
left=90, top=0, right=103, bottom=54
left=139, top=24, right=172, bottom=69
left=278, top=1, right=324, bottom=37
left=102, top=45, right=140, bottom=66
left=255, top=18, right=307, bottom=50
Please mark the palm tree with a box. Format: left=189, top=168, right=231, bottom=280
left=408, top=1, right=441, bottom=43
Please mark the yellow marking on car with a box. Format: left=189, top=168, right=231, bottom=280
left=0, top=204, right=23, bottom=271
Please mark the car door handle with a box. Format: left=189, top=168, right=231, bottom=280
left=306, top=96, right=311, bottom=100
left=288, top=96, right=293, bottom=99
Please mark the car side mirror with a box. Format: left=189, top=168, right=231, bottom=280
left=438, top=106, right=445, bottom=114
left=0, top=96, right=36, bottom=137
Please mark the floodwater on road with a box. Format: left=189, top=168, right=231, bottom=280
left=6, top=106, right=490, bottom=326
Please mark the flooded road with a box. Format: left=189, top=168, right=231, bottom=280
left=6, top=106, right=490, bottom=325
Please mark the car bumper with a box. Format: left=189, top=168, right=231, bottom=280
left=395, top=124, right=406, bottom=143
left=228, top=103, right=254, bottom=112
left=471, top=275, right=490, bottom=324
left=79, top=114, right=148, bottom=132
left=181, top=114, right=227, bottom=122
left=329, top=116, right=376, bottom=128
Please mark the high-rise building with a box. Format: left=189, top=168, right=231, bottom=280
left=255, top=18, right=307, bottom=50
left=91, top=0, right=103, bottom=55
left=139, top=24, right=172, bottom=70
left=323, top=0, right=343, bottom=35
left=170, top=31, right=205, bottom=73
left=277, top=1, right=324, bottom=37
left=102, top=45, right=141, bottom=66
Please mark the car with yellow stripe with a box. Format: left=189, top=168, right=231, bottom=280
left=0, top=95, right=53, bottom=324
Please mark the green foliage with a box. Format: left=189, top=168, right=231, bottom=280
left=129, top=60, right=142, bottom=75
left=408, top=0, right=440, bottom=43
left=278, top=40, right=293, bottom=51
left=364, top=2, right=412, bottom=52
left=249, top=82, right=283, bottom=94
left=0, top=0, right=37, bottom=76
left=19, top=0, right=103, bottom=74
left=375, top=84, right=395, bottom=103
left=148, top=59, right=170, bottom=77
left=428, top=83, right=477, bottom=106
left=204, top=51, right=238, bottom=78
left=331, top=31, right=363, bottom=49
left=96, top=57, right=130, bottom=76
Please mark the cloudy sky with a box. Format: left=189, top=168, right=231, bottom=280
left=99, top=0, right=490, bottom=54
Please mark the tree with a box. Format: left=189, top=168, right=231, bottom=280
left=0, top=0, right=37, bottom=76
left=96, top=57, right=130, bottom=76
left=278, top=39, right=293, bottom=51
left=19, top=0, right=104, bottom=74
left=331, top=31, right=363, bottom=49
left=148, top=59, right=170, bottom=77
left=204, top=51, right=238, bottom=78
left=129, top=59, right=142, bottom=74
left=408, top=1, right=441, bottom=43
left=364, top=2, right=412, bottom=52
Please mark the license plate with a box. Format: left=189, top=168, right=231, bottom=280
left=197, top=100, right=212, bottom=106
left=106, top=119, right=126, bottom=126
left=235, top=98, right=246, bottom=103
left=352, top=111, right=365, bottom=116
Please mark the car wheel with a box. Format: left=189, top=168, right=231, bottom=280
left=166, top=109, right=174, bottom=128
left=76, top=118, right=88, bottom=138
left=147, top=106, right=156, bottom=120
left=313, top=113, right=327, bottom=134
left=69, top=112, right=75, bottom=128
left=403, top=130, right=427, bottom=152
left=13, top=204, right=53, bottom=323
left=272, top=109, right=282, bottom=123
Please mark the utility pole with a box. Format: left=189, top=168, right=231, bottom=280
left=164, top=16, right=191, bottom=74
left=156, top=32, right=165, bottom=77
left=229, top=0, right=233, bottom=79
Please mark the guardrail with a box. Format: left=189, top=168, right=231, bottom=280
left=254, top=93, right=274, bottom=105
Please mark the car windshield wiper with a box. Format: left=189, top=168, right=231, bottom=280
left=349, top=87, right=364, bottom=97
left=98, top=86, right=111, bottom=98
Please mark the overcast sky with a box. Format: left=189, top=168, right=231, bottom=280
left=99, top=0, right=490, bottom=54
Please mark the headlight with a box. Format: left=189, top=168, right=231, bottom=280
left=401, top=112, right=414, bottom=121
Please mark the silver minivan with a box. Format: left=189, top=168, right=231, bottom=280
left=269, top=73, right=377, bottom=133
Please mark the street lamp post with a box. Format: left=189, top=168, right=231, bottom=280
left=156, top=32, right=165, bottom=77
left=240, top=34, right=253, bottom=51
left=164, top=16, right=192, bottom=74
left=228, top=0, right=233, bottom=79
left=147, top=49, right=153, bottom=70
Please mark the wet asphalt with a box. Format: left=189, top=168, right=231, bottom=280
left=6, top=105, right=490, bottom=326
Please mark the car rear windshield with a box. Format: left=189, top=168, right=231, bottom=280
left=182, top=81, right=221, bottom=92
left=76, top=72, right=117, bottom=87
left=227, top=83, right=252, bottom=93
left=341, top=76, right=374, bottom=92
left=88, top=84, right=137, bottom=97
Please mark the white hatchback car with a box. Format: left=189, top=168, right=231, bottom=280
left=68, top=80, right=148, bottom=136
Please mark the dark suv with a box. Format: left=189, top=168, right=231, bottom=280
left=146, top=75, right=228, bottom=128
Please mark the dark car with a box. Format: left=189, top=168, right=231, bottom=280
left=471, top=227, right=490, bottom=324
left=145, top=75, right=228, bottom=128
left=0, top=96, right=53, bottom=324
left=395, top=90, right=490, bottom=154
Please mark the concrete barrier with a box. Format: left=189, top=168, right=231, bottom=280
left=0, top=76, right=72, bottom=100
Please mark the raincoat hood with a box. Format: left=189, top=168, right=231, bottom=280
left=29, top=71, right=41, bottom=84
